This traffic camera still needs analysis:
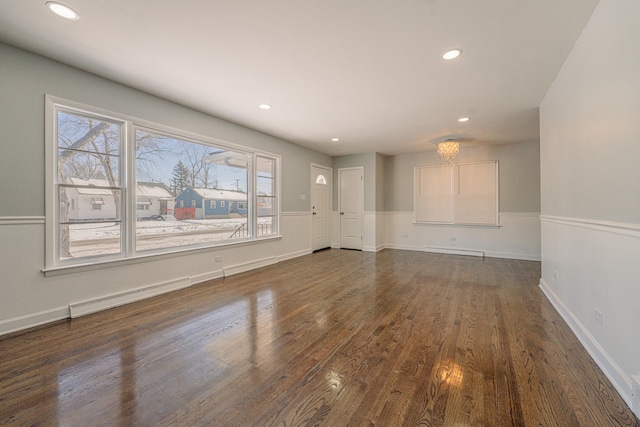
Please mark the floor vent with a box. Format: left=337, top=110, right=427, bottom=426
left=69, top=277, right=191, bottom=318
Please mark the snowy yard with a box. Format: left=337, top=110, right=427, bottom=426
left=65, top=217, right=271, bottom=258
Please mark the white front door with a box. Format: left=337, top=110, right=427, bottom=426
left=339, top=167, right=363, bottom=250
left=311, top=165, right=332, bottom=251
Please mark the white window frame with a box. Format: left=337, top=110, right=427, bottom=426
left=44, top=95, right=281, bottom=273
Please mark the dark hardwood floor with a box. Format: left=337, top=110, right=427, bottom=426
left=1, top=249, right=638, bottom=426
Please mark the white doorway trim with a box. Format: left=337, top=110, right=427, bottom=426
left=310, top=163, right=333, bottom=252
left=338, top=166, right=364, bottom=250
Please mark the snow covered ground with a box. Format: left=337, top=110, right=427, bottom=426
left=65, top=217, right=271, bottom=258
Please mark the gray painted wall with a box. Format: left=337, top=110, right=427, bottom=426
left=0, top=42, right=331, bottom=216
left=540, top=3, right=640, bottom=224
left=384, top=140, right=540, bottom=213
left=539, top=0, right=640, bottom=408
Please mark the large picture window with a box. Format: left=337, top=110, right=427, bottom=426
left=46, top=97, right=279, bottom=269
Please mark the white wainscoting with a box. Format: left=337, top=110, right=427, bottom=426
left=540, top=215, right=640, bottom=415
left=363, top=211, right=385, bottom=252
left=0, top=212, right=313, bottom=336
left=384, top=211, right=541, bottom=261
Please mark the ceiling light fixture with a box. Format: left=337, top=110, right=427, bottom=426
left=458, top=117, right=469, bottom=122
left=437, top=139, right=460, bottom=164
left=442, top=49, right=462, bottom=60
left=258, top=104, right=272, bottom=110
left=331, top=138, right=340, bottom=142
left=46, top=2, right=79, bottom=20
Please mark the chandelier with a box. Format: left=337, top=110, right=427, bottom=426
left=437, top=139, right=459, bottom=164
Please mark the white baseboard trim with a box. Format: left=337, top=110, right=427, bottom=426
left=0, top=306, right=69, bottom=336
left=632, top=376, right=640, bottom=417
left=191, top=269, right=224, bottom=285
left=385, top=244, right=538, bottom=261
left=539, top=279, right=634, bottom=410
left=361, top=244, right=386, bottom=252
left=424, top=246, right=484, bottom=257
left=69, top=277, right=191, bottom=318
left=277, top=248, right=311, bottom=262
left=224, top=256, right=277, bottom=277
left=385, top=243, right=422, bottom=251
left=485, top=250, right=541, bottom=261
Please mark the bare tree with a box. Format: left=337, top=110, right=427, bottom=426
left=181, top=144, right=217, bottom=189
left=135, top=131, right=178, bottom=182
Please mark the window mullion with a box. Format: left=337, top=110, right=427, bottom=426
left=125, top=122, right=136, bottom=257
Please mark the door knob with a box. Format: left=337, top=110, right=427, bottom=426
left=340, top=212, right=344, bottom=215
left=312, top=212, right=317, bottom=215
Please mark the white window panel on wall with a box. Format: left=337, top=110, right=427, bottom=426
left=414, top=165, right=453, bottom=223
left=454, top=161, right=498, bottom=225
left=414, top=161, right=499, bottom=226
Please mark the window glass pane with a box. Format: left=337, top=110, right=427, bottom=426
left=60, top=222, right=122, bottom=260
left=58, top=187, right=122, bottom=260
left=57, top=111, right=120, bottom=186
left=256, top=156, right=277, bottom=236
left=134, top=129, right=250, bottom=251
left=57, top=150, right=120, bottom=185
left=257, top=215, right=274, bottom=236
left=59, top=187, right=122, bottom=223
left=257, top=157, right=275, bottom=197
left=57, top=111, right=120, bottom=155
left=55, top=109, right=123, bottom=263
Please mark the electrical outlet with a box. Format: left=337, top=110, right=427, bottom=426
left=215, top=256, right=222, bottom=263
left=450, top=237, right=457, bottom=241
left=553, top=270, right=559, bottom=280
left=594, top=308, right=604, bottom=325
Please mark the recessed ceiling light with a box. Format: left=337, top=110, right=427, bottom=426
left=258, top=104, right=272, bottom=110
left=442, top=49, right=462, bottom=60
left=458, top=117, right=469, bottom=122
left=46, top=2, right=79, bottom=20
left=331, top=138, right=340, bottom=142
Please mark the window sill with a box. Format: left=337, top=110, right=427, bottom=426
left=42, top=234, right=282, bottom=277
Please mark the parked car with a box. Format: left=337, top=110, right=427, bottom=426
left=141, top=214, right=165, bottom=221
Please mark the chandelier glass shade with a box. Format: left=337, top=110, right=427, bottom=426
left=437, top=139, right=459, bottom=164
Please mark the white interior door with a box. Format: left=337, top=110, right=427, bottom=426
left=339, top=167, right=363, bottom=250
left=311, top=165, right=332, bottom=251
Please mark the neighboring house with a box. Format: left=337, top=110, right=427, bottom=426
left=64, top=178, right=174, bottom=221
left=174, top=188, right=248, bottom=220
left=136, top=182, right=174, bottom=220
left=66, top=177, right=117, bottom=221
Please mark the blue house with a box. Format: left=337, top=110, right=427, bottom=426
left=174, top=188, right=248, bottom=219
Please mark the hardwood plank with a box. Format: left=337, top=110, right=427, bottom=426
left=0, top=249, right=637, bottom=426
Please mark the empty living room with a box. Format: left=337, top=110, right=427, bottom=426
left=1, top=0, right=639, bottom=425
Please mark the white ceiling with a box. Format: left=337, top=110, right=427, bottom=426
left=0, top=0, right=598, bottom=156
